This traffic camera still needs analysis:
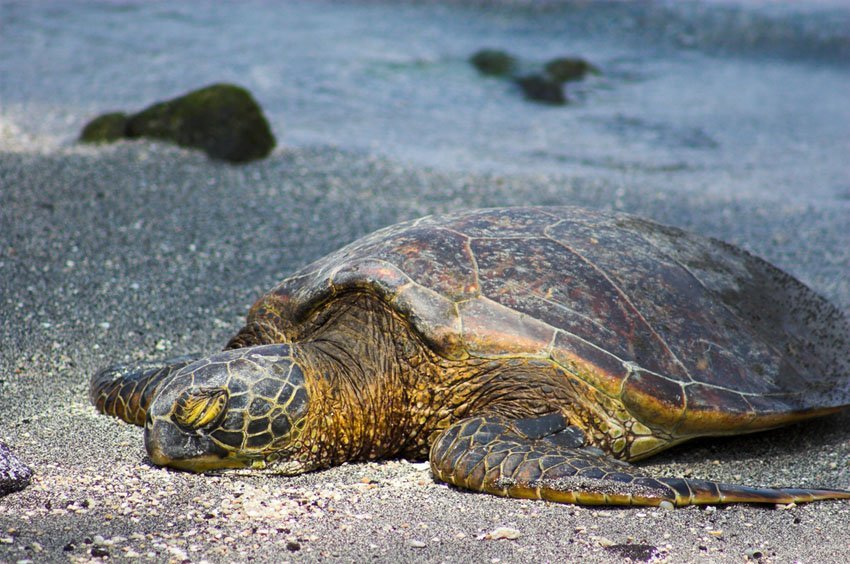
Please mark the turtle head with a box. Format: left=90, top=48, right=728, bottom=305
left=144, top=344, right=314, bottom=474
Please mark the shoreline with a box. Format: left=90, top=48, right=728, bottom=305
left=1, top=140, right=849, bottom=562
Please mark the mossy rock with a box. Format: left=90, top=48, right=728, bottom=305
left=79, top=112, right=129, bottom=144
left=544, top=57, right=599, bottom=83
left=470, top=49, right=517, bottom=76
left=78, top=84, right=276, bottom=163
left=125, top=83, right=276, bottom=163
left=515, top=74, right=566, bottom=105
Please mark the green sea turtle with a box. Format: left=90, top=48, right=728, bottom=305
left=91, top=207, right=850, bottom=507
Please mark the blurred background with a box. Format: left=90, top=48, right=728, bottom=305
left=2, top=0, right=849, bottom=201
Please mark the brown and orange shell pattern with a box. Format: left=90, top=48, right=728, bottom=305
left=232, top=206, right=850, bottom=443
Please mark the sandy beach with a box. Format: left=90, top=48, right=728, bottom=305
left=1, top=137, right=849, bottom=562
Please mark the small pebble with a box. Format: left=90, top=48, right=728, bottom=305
left=409, top=539, right=426, bottom=548
left=593, top=536, right=615, bottom=547
left=481, top=527, right=521, bottom=540
left=745, top=548, right=765, bottom=560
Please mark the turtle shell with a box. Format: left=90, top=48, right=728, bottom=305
left=235, top=207, right=850, bottom=437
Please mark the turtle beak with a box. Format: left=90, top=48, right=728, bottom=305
left=147, top=441, right=172, bottom=467
left=151, top=450, right=251, bottom=473
left=145, top=417, right=252, bottom=473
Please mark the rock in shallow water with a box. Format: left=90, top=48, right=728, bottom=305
left=469, top=49, right=517, bottom=76
left=469, top=50, right=596, bottom=106
left=0, top=440, right=32, bottom=496
left=515, top=74, right=567, bottom=105
left=543, top=57, right=599, bottom=83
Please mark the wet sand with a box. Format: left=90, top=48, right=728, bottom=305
left=1, top=141, right=849, bottom=562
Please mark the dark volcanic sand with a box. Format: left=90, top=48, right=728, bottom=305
left=1, top=142, right=849, bottom=562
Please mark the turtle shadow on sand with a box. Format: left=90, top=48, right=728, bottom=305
left=649, top=410, right=850, bottom=466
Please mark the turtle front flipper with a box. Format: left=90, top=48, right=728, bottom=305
left=429, top=413, right=850, bottom=507
left=90, top=355, right=200, bottom=426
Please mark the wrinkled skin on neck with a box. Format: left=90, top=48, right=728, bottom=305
left=139, top=293, right=439, bottom=473
left=246, top=293, right=570, bottom=470
left=111, top=292, right=575, bottom=474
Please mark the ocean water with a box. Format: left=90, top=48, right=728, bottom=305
left=1, top=0, right=849, bottom=201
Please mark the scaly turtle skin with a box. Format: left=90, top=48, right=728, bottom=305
left=91, top=207, right=850, bottom=507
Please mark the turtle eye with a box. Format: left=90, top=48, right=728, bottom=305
left=173, top=387, right=229, bottom=431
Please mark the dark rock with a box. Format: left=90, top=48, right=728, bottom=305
left=470, top=49, right=517, bottom=76
left=79, top=84, right=276, bottom=163
left=79, top=112, right=129, bottom=144
left=604, top=544, right=659, bottom=562
left=125, top=83, right=276, bottom=163
left=544, top=57, right=599, bottom=83
left=745, top=548, right=765, bottom=560
left=0, top=440, right=32, bottom=496
left=515, top=74, right=567, bottom=105
left=91, top=546, right=110, bottom=558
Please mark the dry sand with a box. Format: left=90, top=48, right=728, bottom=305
left=1, top=140, right=849, bottom=562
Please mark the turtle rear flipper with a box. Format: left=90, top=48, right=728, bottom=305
left=90, top=354, right=200, bottom=426
left=429, top=414, right=850, bottom=507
